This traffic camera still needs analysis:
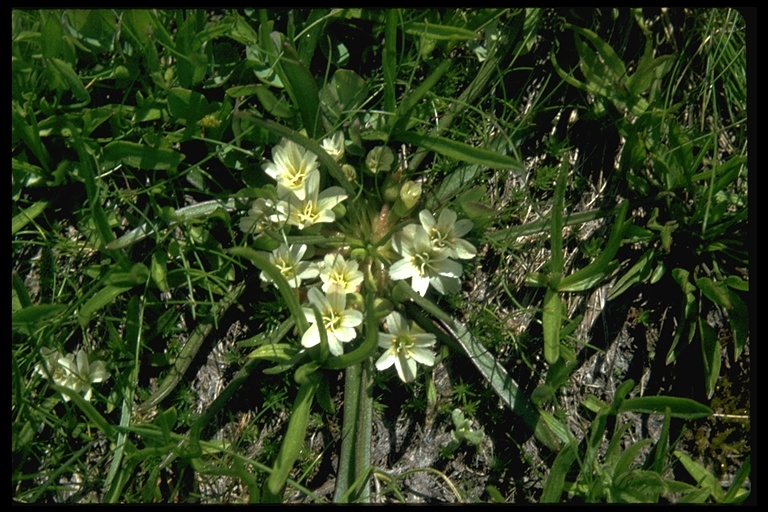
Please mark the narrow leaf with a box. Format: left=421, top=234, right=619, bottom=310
left=12, top=200, right=50, bottom=236
left=395, top=131, right=523, bottom=170
left=103, top=141, right=185, bottom=171
left=403, top=21, right=478, bottom=41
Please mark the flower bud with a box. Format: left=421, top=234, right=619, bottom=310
left=399, top=180, right=422, bottom=210
left=365, top=145, right=395, bottom=174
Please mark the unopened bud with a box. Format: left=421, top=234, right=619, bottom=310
left=399, top=180, right=422, bottom=210
left=365, top=145, right=395, bottom=174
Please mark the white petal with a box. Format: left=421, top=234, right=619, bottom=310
left=431, top=275, right=461, bottom=295
left=327, top=336, right=344, bottom=356
left=419, top=210, right=437, bottom=230
left=377, top=333, right=396, bottom=349
left=386, top=312, right=408, bottom=335
left=410, top=348, right=435, bottom=366
left=301, top=324, right=320, bottom=348
left=437, top=208, right=457, bottom=229
left=436, top=258, right=463, bottom=278
left=412, top=333, right=436, bottom=346
left=376, top=350, right=396, bottom=371
left=334, top=326, right=357, bottom=342
left=411, top=275, right=431, bottom=296
left=389, top=259, right=416, bottom=281
left=452, top=219, right=474, bottom=238
left=341, top=310, right=364, bottom=328
left=454, top=239, right=477, bottom=259
left=396, top=354, right=418, bottom=383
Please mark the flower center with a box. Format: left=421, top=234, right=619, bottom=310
left=323, top=310, right=342, bottom=333
left=275, top=257, right=295, bottom=278
left=394, top=334, right=416, bottom=357
left=330, top=269, right=347, bottom=286
left=430, top=227, right=450, bottom=248
left=298, top=202, right=319, bottom=224
left=412, top=251, right=434, bottom=275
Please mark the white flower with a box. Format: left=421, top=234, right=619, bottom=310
left=276, top=172, right=348, bottom=230
left=375, top=311, right=436, bottom=383
left=389, top=224, right=463, bottom=296
left=418, top=209, right=477, bottom=260
left=319, top=253, right=364, bottom=294
left=263, top=139, right=320, bottom=200
left=321, top=131, right=345, bottom=162
left=301, top=288, right=363, bottom=356
left=260, top=243, right=319, bottom=288
left=36, top=348, right=109, bottom=402
left=239, top=197, right=284, bottom=234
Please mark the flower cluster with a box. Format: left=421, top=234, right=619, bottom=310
left=35, top=347, right=110, bottom=402
left=389, top=208, right=477, bottom=297
left=239, top=134, right=477, bottom=382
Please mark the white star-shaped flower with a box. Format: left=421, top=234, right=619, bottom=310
left=263, top=139, right=320, bottom=200
left=389, top=224, right=463, bottom=296
left=260, top=243, right=319, bottom=288
left=418, top=209, right=477, bottom=260
left=301, top=288, right=363, bottom=356
left=319, top=253, right=364, bottom=294
left=239, top=197, right=284, bottom=234
left=276, top=172, right=348, bottom=230
left=36, top=347, right=110, bottom=402
left=375, top=311, right=436, bottom=383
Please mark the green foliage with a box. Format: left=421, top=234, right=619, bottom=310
left=540, top=380, right=735, bottom=503
left=12, top=7, right=748, bottom=505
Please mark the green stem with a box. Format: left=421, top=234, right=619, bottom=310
left=333, top=301, right=376, bottom=502
left=333, top=359, right=373, bottom=503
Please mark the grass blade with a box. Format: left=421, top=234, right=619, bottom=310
left=396, top=130, right=523, bottom=170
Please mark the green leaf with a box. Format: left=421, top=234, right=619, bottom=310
left=319, top=69, right=368, bottom=122
left=699, top=317, right=721, bottom=399
left=12, top=304, right=66, bottom=333
left=722, top=455, right=751, bottom=503
left=695, top=276, right=732, bottom=309
left=674, top=450, right=724, bottom=502
left=47, top=57, right=91, bottom=103
left=558, top=201, right=628, bottom=292
left=270, top=33, right=321, bottom=137
left=541, top=441, right=578, bottom=503
left=102, top=141, right=185, bottom=171
left=12, top=104, right=52, bottom=173
left=542, top=288, right=562, bottom=364
left=79, top=284, right=136, bottom=327
left=12, top=200, right=50, bottom=236
left=608, top=247, right=658, bottom=301
left=253, top=85, right=294, bottom=118
left=613, top=439, right=653, bottom=482
left=403, top=21, right=478, bottom=41
left=150, top=249, right=170, bottom=293
left=391, top=59, right=451, bottom=133
left=247, top=343, right=299, bottom=364
left=51, top=384, right=117, bottom=441
left=619, top=396, right=712, bottom=420
left=264, top=376, right=319, bottom=501
left=105, top=198, right=238, bottom=250
left=167, top=87, right=209, bottom=125
left=395, top=131, right=523, bottom=170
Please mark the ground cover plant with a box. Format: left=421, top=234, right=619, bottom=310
left=12, top=8, right=750, bottom=503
